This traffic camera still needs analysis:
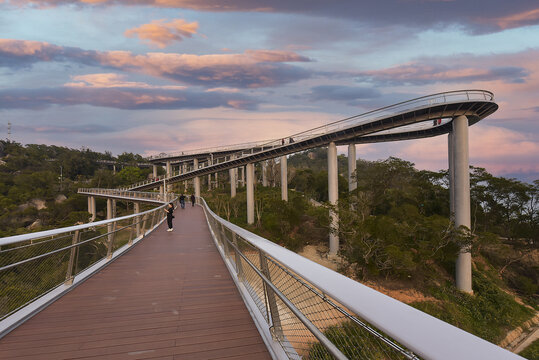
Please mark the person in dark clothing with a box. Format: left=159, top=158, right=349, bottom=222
left=190, top=194, right=196, bottom=207
left=164, top=203, right=174, bottom=231
left=179, top=194, right=186, bottom=209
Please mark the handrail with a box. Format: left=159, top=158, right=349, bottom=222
left=199, top=196, right=521, bottom=360
left=78, top=188, right=173, bottom=203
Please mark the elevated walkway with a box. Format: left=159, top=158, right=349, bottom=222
left=0, top=206, right=271, bottom=359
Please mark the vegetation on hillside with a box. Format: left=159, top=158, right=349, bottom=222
left=0, top=141, right=161, bottom=237
left=204, top=147, right=538, bottom=350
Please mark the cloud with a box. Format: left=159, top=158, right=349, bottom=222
left=355, top=62, right=529, bottom=86
left=397, top=124, right=539, bottom=176
left=0, top=86, right=258, bottom=110
left=65, top=73, right=187, bottom=89
left=3, top=0, right=539, bottom=33
left=0, top=39, right=312, bottom=88
left=125, top=18, right=198, bottom=48
left=308, top=85, right=381, bottom=105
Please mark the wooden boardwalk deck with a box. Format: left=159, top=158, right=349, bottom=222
left=0, top=206, right=272, bottom=360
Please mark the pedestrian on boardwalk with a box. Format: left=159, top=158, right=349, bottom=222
left=190, top=194, right=196, bottom=207
left=179, top=194, right=186, bottom=209
left=164, top=203, right=174, bottom=231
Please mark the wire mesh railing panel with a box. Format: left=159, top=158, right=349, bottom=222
left=201, top=197, right=422, bottom=360
left=264, top=255, right=417, bottom=360
left=0, top=197, right=172, bottom=323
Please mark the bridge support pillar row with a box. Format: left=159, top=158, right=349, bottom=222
left=194, top=158, right=200, bottom=198
left=328, top=142, right=339, bottom=256
left=453, top=115, right=473, bottom=294
left=262, top=161, right=268, bottom=187
left=246, top=163, right=255, bottom=225
left=348, top=144, right=357, bottom=192
left=281, top=156, right=288, bottom=202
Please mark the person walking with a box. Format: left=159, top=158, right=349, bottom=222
left=164, top=203, right=174, bottom=231
left=190, top=194, right=196, bottom=207
left=179, top=194, right=186, bottom=209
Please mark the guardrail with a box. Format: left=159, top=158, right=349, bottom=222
left=126, top=90, right=494, bottom=191
left=78, top=188, right=174, bottom=203
left=199, top=196, right=521, bottom=360
left=0, top=198, right=176, bottom=337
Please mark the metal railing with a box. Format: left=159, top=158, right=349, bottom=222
left=199, top=196, right=521, bottom=360
left=78, top=188, right=174, bottom=203
left=0, top=198, right=176, bottom=332
left=147, top=138, right=280, bottom=161
left=126, top=90, right=494, bottom=191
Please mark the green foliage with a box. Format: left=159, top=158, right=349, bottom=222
left=520, top=339, right=539, bottom=360
left=412, top=271, right=534, bottom=343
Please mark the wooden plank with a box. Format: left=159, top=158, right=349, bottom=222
left=0, top=206, right=271, bottom=359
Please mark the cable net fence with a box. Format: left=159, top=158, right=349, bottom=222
left=204, top=203, right=421, bottom=360
left=0, top=201, right=169, bottom=321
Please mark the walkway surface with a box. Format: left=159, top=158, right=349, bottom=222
left=0, top=205, right=271, bottom=360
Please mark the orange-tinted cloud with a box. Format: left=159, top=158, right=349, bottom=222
left=0, top=39, right=311, bottom=88
left=125, top=19, right=198, bottom=48
left=65, top=73, right=187, bottom=89
left=477, top=8, right=539, bottom=30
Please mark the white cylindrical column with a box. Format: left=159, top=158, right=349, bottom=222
left=87, top=197, right=92, bottom=213
left=166, top=161, right=171, bottom=178
left=241, top=166, right=245, bottom=187
left=246, top=163, right=255, bottom=224
left=90, top=196, right=96, bottom=221
left=193, top=158, right=200, bottom=198
left=448, top=131, right=455, bottom=216
left=207, top=157, right=212, bottom=191
left=106, top=198, right=112, bottom=220
left=230, top=168, right=237, bottom=198
left=280, top=156, right=288, bottom=202
left=262, top=161, right=268, bottom=187
left=453, top=115, right=472, bottom=294
left=348, top=144, right=357, bottom=192
left=328, top=142, right=339, bottom=256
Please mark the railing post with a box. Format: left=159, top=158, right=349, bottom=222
left=64, top=230, right=80, bottom=285
left=141, top=213, right=148, bottom=236
left=220, top=223, right=230, bottom=258
left=258, top=250, right=283, bottom=340
left=232, top=233, right=244, bottom=280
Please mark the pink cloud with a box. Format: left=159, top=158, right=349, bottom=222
left=0, top=39, right=311, bottom=88
left=125, top=19, right=198, bottom=48
left=477, top=8, right=539, bottom=30
left=65, top=73, right=187, bottom=89
left=396, top=124, right=539, bottom=176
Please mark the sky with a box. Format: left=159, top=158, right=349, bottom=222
left=0, top=1, right=538, bottom=182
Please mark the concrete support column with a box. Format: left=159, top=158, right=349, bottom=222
left=207, top=157, right=212, bottom=191
left=153, top=165, right=157, bottom=178
left=328, top=142, right=339, bottom=256
left=280, top=156, right=288, bottom=202
left=348, top=144, right=357, bottom=192
left=240, top=166, right=245, bottom=187
left=214, top=172, right=218, bottom=189
left=182, top=163, right=187, bottom=191
left=112, top=199, right=116, bottom=218
left=90, top=196, right=96, bottom=221
left=262, top=161, right=268, bottom=187
left=448, top=131, right=455, bottom=216
left=246, top=163, right=255, bottom=225
left=87, top=197, right=92, bottom=214
left=193, top=158, right=200, bottom=198
left=230, top=168, right=237, bottom=198
left=106, top=198, right=112, bottom=220
left=166, top=161, right=171, bottom=177
left=453, top=115, right=472, bottom=293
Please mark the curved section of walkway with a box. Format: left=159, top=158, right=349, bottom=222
left=0, top=206, right=271, bottom=360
